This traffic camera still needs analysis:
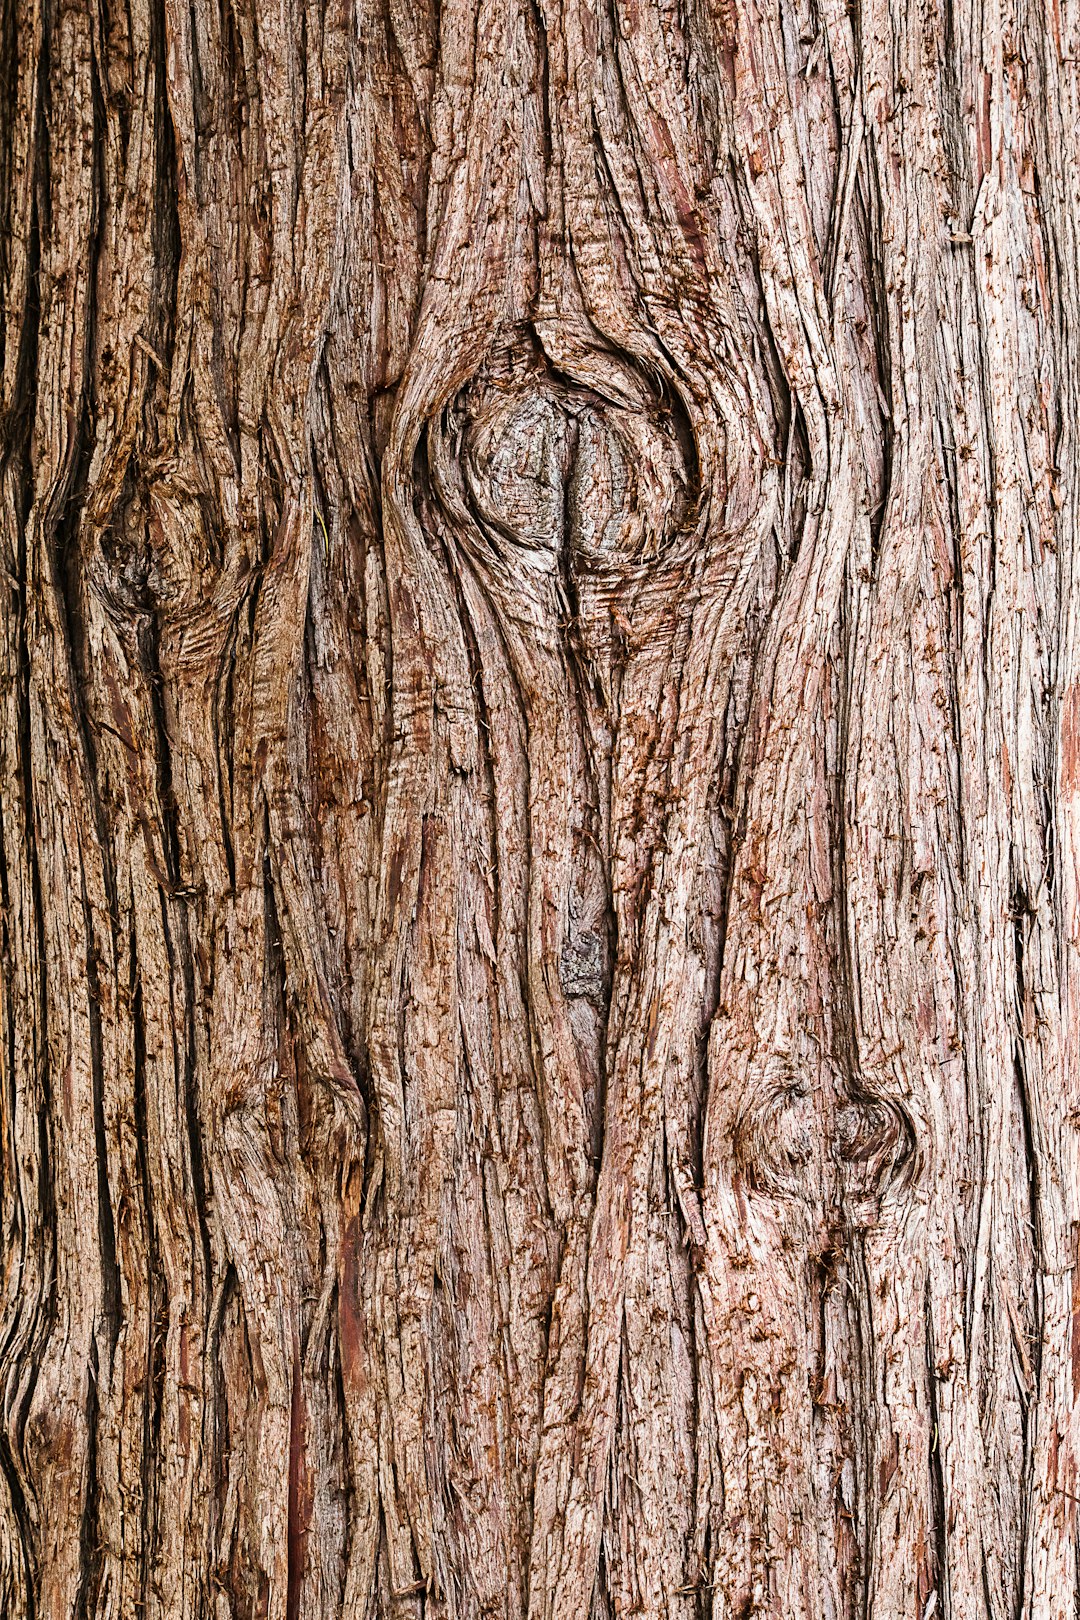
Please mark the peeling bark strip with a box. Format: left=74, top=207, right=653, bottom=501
left=2, top=0, right=1080, bottom=1613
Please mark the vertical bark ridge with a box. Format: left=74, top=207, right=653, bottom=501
left=1023, top=2, right=1080, bottom=1611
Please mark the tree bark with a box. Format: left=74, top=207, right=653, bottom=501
left=1, top=0, right=1078, bottom=1614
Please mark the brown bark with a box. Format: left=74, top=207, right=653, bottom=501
left=1, top=0, right=1078, bottom=1614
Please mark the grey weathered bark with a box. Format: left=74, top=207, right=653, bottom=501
left=1, top=0, right=1079, bottom=1614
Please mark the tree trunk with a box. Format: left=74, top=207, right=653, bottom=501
left=1, top=0, right=1078, bottom=1614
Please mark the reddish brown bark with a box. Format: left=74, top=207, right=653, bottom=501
left=1, top=0, right=1079, bottom=1616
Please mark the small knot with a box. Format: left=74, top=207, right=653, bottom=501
left=559, top=929, right=606, bottom=1004
left=733, top=1067, right=818, bottom=1198
left=836, top=1099, right=918, bottom=1205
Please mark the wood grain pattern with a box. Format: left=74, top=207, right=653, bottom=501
left=1, top=0, right=1078, bottom=1614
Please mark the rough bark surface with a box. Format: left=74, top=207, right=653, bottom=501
left=1, top=0, right=1079, bottom=1614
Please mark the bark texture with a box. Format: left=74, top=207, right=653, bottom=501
left=1, top=0, right=1079, bottom=1614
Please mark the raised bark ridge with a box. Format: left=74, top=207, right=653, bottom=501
left=0, top=0, right=1078, bottom=1615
